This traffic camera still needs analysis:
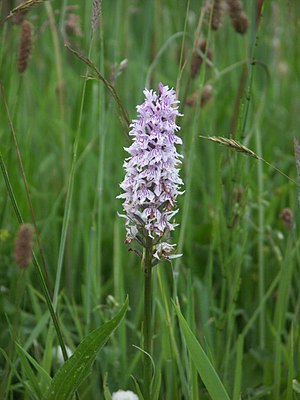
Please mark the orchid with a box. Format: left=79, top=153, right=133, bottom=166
left=117, top=82, right=183, bottom=260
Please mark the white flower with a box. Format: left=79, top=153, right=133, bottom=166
left=53, top=345, right=73, bottom=365
left=112, top=390, right=139, bottom=400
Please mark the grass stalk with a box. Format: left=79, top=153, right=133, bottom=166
left=255, top=127, right=265, bottom=349
left=93, top=0, right=105, bottom=306
left=232, top=334, right=244, bottom=400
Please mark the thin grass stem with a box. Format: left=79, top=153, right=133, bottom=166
left=255, top=126, right=265, bottom=348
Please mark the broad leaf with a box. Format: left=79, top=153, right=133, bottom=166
left=44, top=297, right=128, bottom=400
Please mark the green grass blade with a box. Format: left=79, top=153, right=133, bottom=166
left=233, top=334, right=244, bottom=400
left=43, top=297, right=128, bottom=400
left=286, top=327, right=294, bottom=400
left=131, top=375, right=145, bottom=400
left=152, top=371, right=161, bottom=400
left=173, top=302, right=230, bottom=400
left=103, top=372, right=112, bottom=400
left=16, top=343, right=51, bottom=398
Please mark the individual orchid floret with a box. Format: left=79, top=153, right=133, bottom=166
left=153, top=242, right=183, bottom=261
left=117, top=82, right=183, bottom=258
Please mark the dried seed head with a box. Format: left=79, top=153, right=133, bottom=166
left=190, top=40, right=212, bottom=79
left=91, top=0, right=101, bottom=34
left=65, top=13, right=83, bottom=38
left=226, top=0, right=249, bottom=34
left=186, top=92, right=199, bottom=107
left=200, top=84, right=213, bottom=108
left=12, top=0, right=27, bottom=25
left=209, top=0, right=225, bottom=31
left=232, top=12, right=249, bottom=34
left=279, top=208, right=293, bottom=230
left=14, top=224, right=33, bottom=269
left=294, top=137, right=300, bottom=185
left=200, top=136, right=260, bottom=159
left=13, top=11, right=26, bottom=25
left=17, top=20, right=33, bottom=73
left=186, top=85, right=213, bottom=108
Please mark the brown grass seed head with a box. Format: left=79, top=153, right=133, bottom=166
left=209, top=0, right=225, bottom=31
left=190, top=39, right=213, bottom=79
left=12, top=0, right=27, bottom=25
left=279, top=208, right=293, bottom=230
left=17, top=20, right=33, bottom=73
left=14, top=224, right=34, bottom=269
left=226, top=0, right=249, bottom=34
left=91, top=0, right=101, bottom=33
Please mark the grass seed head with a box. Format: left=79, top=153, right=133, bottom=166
left=65, top=13, right=83, bottom=38
left=209, top=0, right=225, bottom=31
left=279, top=208, right=293, bottom=230
left=294, top=137, right=300, bottom=185
left=201, top=136, right=260, bottom=159
left=226, top=0, right=249, bottom=34
left=186, top=85, right=213, bottom=109
left=17, top=20, right=33, bottom=73
left=186, top=92, right=199, bottom=107
left=12, top=0, right=27, bottom=25
left=13, top=11, right=26, bottom=25
left=200, top=84, right=213, bottom=108
left=190, top=39, right=212, bottom=79
left=14, top=224, right=33, bottom=269
left=91, top=0, right=101, bottom=34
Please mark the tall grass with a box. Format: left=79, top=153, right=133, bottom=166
left=0, top=1, right=300, bottom=399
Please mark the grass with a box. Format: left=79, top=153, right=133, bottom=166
left=1, top=0, right=300, bottom=399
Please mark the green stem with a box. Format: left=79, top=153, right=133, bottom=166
left=143, top=237, right=153, bottom=400
left=255, top=127, right=265, bottom=349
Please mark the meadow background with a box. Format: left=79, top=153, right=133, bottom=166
left=0, top=0, right=300, bottom=399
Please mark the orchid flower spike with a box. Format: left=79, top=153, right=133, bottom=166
left=117, top=82, right=184, bottom=260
